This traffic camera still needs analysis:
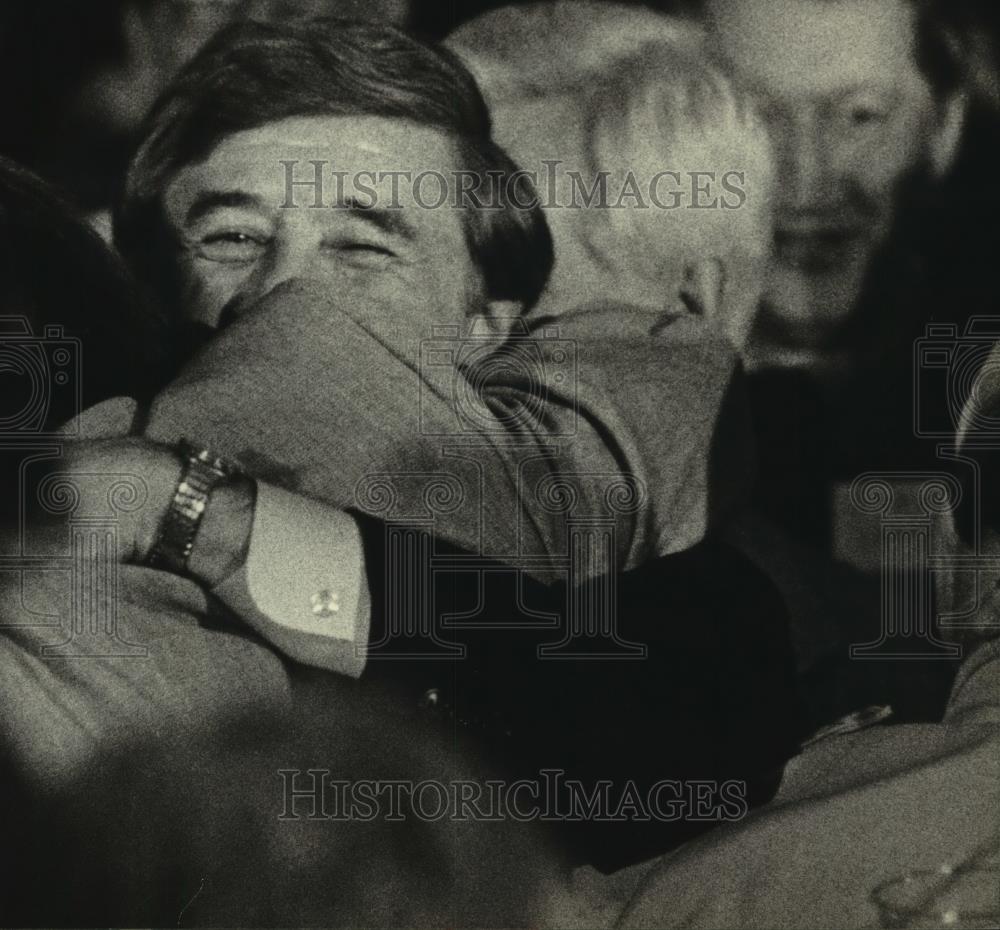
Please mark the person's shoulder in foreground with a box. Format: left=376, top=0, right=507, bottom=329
left=616, top=636, right=1000, bottom=929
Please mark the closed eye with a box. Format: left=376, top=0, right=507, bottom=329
left=328, top=240, right=398, bottom=267
left=851, top=105, right=889, bottom=125
left=836, top=92, right=897, bottom=131
left=196, top=231, right=270, bottom=264
left=337, top=242, right=395, bottom=256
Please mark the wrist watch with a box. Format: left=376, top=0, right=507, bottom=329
left=147, top=440, right=242, bottom=576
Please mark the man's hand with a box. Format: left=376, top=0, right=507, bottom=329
left=22, top=438, right=254, bottom=588
left=18, top=438, right=180, bottom=565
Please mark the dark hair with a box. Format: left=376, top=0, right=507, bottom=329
left=0, top=157, right=172, bottom=430
left=113, top=18, right=553, bottom=315
left=913, top=0, right=966, bottom=97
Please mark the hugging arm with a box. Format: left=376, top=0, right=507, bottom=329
left=143, top=283, right=754, bottom=583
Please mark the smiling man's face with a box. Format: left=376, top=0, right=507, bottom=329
left=707, top=0, right=953, bottom=351
left=163, top=114, right=485, bottom=330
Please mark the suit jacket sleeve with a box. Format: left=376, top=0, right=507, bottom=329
left=143, top=283, right=752, bottom=582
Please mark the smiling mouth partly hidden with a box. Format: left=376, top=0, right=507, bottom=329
left=774, top=226, right=866, bottom=273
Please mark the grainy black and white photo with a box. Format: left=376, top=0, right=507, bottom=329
left=0, top=1, right=998, bottom=927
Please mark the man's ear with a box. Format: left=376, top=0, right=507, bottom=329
left=473, top=299, right=525, bottom=339
left=929, top=89, right=969, bottom=178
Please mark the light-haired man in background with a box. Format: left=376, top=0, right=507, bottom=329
left=446, top=1, right=774, bottom=349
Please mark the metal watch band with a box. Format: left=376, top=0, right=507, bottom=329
left=147, top=441, right=241, bottom=576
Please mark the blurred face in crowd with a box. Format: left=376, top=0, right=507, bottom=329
left=706, top=0, right=964, bottom=352
left=162, top=114, right=498, bottom=331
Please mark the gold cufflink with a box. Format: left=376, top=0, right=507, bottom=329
left=310, top=589, right=340, bottom=619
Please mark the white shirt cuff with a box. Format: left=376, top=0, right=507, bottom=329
left=212, top=482, right=370, bottom=677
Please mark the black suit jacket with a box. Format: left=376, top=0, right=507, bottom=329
left=356, top=516, right=804, bottom=871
